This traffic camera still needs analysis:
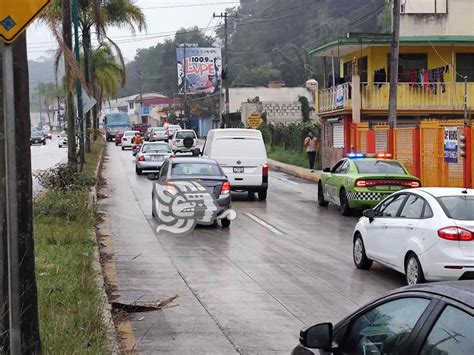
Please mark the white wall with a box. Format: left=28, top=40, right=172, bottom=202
left=401, top=0, right=474, bottom=36
left=229, top=87, right=314, bottom=113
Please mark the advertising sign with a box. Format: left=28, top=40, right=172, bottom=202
left=246, top=113, right=263, bottom=129
left=176, top=47, right=222, bottom=95
left=444, top=127, right=458, bottom=163
left=335, top=85, right=344, bottom=108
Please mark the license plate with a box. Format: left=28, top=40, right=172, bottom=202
left=151, top=156, right=163, bottom=161
left=35, top=140, right=38, bottom=143
left=233, top=167, right=244, bottom=173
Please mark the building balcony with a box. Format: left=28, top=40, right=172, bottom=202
left=317, top=82, right=474, bottom=115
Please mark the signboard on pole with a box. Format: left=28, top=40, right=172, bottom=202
left=246, top=113, right=263, bottom=129
left=176, top=47, right=222, bottom=95
left=74, top=89, right=97, bottom=115
left=0, top=0, right=51, bottom=44
left=444, top=127, right=458, bottom=163
left=335, top=85, right=344, bottom=108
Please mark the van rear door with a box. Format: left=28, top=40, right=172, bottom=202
left=210, top=137, right=267, bottom=187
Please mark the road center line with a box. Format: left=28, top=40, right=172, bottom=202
left=244, top=213, right=284, bottom=236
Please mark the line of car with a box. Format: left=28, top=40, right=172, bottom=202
left=30, top=128, right=52, bottom=145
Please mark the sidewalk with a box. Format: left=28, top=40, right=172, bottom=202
left=268, top=159, right=321, bottom=182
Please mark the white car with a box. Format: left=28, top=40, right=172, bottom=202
left=58, top=131, right=68, bottom=148
left=202, top=129, right=268, bottom=200
left=121, top=130, right=139, bottom=150
left=170, top=129, right=199, bottom=155
left=353, top=187, right=474, bottom=285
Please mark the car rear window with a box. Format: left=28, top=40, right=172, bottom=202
left=212, top=138, right=266, bottom=158
left=153, top=127, right=166, bottom=132
left=142, top=144, right=171, bottom=153
left=171, top=163, right=222, bottom=176
left=176, top=131, right=196, bottom=139
left=437, top=196, right=474, bottom=220
left=353, top=160, right=406, bottom=174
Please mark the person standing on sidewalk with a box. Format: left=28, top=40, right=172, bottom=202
left=304, top=131, right=319, bottom=172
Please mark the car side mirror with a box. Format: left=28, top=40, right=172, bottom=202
left=147, top=173, right=159, bottom=181
left=323, top=167, right=331, bottom=173
left=299, top=323, right=333, bottom=350
left=363, top=208, right=375, bottom=222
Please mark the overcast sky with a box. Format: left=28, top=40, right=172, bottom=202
left=27, top=0, right=238, bottom=62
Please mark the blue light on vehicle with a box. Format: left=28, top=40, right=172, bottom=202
left=347, top=153, right=366, bottom=159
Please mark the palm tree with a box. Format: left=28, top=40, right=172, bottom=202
left=79, top=0, right=146, bottom=151
left=90, top=43, right=126, bottom=114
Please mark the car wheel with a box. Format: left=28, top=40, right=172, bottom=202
left=121, top=146, right=124, bottom=151
left=405, top=253, right=425, bottom=285
left=221, top=218, right=231, bottom=228
left=58, top=145, right=62, bottom=148
left=152, top=203, right=156, bottom=218
left=318, top=181, right=329, bottom=207
left=258, top=189, right=267, bottom=201
left=353, top=234, right=373, bottom=270
left=192, top=148, right=200, bottom=156
left=43, top=141, right=46, bottom=145
left=115, top=141, right=119, bottom=146
left=339, top=188, right=351, bottom=216
left=135, top=167, right=142, bottom=175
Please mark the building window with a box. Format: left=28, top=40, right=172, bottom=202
left=129, top=101, right=134, bottom=110
left=456, top=53, right=474, bottom=82
left=387, top=54, right=427, bottom=82
left=333, top=123, right=344, bottom=148
left=358, top=56, right=368, bottom=83
left=343, top=61, right=352, bottom=83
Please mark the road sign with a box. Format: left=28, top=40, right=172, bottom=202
left=246, top=112, right=263, bottom=129
left=75, top=89, right=97, bottom=115
left=0, top=0, right=51, bottom=44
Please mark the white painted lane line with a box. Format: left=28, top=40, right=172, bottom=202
left=244, top=213, right=284, bottom=236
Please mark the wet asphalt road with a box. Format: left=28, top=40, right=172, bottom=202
left=100, top=143, right=405, bottom=354
left=31, top=136, right=67, bottom=194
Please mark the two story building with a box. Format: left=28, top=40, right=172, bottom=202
left=312, top=0, right=474, bottom=187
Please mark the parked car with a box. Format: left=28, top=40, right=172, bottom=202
left=170, top=129, right=199, bottom=155
left=292, top=281, right=473, bottom=355
left=30, top=130, right=46, bottom=145
left=353, top=187, right=474, bottom=285
left=43, top=130, right=52, bottom=139
left=135, top=142, right=173, bottom=175
left=165, top=124, right=182, bottom=140
left=121, top=130, right=139, bottom=150
left=149, top=157, right=232, bottom=227
left=149, top=127, right=168, bottom=142
left=202, top=129, right=268, bottom=200
left=115, top=130, right=125, bottom=146
left=318, top=153, right=421, bottom=215
left=58, top=131, right=68, bottom=148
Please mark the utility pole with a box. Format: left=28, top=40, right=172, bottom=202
left=183, top=44, right=187, bottom=128
left=63, top=0, right=77, bottom=166
left=37, top=84, right=42, bottom=129
left=388, top=0, right=401, bottom=129
left=72, top=0, right=85, bottom=170
left=213, top=12, right=231, bottom=127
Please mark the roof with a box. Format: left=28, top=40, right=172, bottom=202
left=171, top=157, right=218, bottom=164
left=394, top=281, right=474, bottom=308
left=418, top=187, right=474, bottom=197
left=310, top=35, right=474, bottom=57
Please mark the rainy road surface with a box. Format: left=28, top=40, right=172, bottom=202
left=31, top=135, right=67, bottom=194
left=99, top=143, right=405, bottom=354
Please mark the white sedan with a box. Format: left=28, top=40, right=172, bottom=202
left=352, top=187, right=474, bottom=285
left=121, top=130, right=139, bottom=150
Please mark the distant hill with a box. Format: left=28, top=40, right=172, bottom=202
left=28, top=56, right=64, bottom=111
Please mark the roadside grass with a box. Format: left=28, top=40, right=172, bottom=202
left=267, top=145, right=322, bottom=170
left=34, top=137, right=107, bottom=354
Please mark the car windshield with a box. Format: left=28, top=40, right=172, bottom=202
left=31, top=131, right=43, bottom=137
left=142, top=144, right=171, bottom=153
left=176, top=131, right=195, bottom=139
left=171, top=162, right=222, bottom=176
left=353, top=160, right=406, bottom=175
left=437, top=196, right=474, bottom=220
left=153, top=127, right=166, bottom=132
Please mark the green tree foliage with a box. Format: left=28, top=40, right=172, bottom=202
left=378, top=0, right=392, bottom=33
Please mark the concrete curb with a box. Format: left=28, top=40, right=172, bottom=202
left=87, top=141, right=119, bottom=354
left=267, top=159, right=321, bottom=182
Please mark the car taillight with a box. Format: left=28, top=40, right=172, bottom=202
left=165, top=182, right=176, bottom=193
left=138, top=155, right=145, bottom=161
left=356, top=179, right=367, bottom=187
left=438, top=227, right=474, bottom=241
left=221, top=181, right=231, bottom=194
left=262, top=164, right=269, bottom=176
left=410, top=181, right=421, bottom=188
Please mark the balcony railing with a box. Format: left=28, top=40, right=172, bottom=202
left=318, top=83, right=352, bottom=113
left=317, top=82, right=474, bottom=114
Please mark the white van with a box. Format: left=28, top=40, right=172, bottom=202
left=202, top=129, right=268, bottom=200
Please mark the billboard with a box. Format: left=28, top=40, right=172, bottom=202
left=176, top=47, right=222, bottom=95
